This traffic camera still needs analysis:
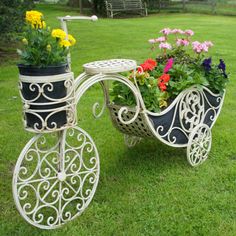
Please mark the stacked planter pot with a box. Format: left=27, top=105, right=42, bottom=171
left=18, top=64, right=77, bottom=132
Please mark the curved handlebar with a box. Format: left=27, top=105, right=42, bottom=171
left=58, top=15, right=98, bottom=70
left=57, top=15, right=98, bottom=22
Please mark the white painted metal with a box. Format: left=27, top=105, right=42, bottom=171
left=75, top=73, right=143, bottom=125
left=187, top=124, right=212, bottom=167
left=13, top=16, right=101, bottom=229
left=58, top=15, right=98, bottom=70
left=14, top=14, right=225, bottom=229
left=19, top=72, right=77, bottom=133
left=108, top=103, right=154, bottom=138
left=58, top=16, right=98, bottom=22
left=124, top=134, right=142, bottom=148
left=108, top=86, right=224, bottom=148
left=83, top=59, right=137, bottom=75
left=13, top=127, right=100, bottom=229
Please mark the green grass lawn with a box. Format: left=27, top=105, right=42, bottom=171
left=1, top=4, right=236, bottom=236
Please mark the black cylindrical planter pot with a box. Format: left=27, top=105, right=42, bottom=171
left=18, top=64, right=70, bottom=131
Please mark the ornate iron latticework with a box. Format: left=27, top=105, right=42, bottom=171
left=14, top=57, right=225, bottom=229
left=13, top=16, right=225, bottom=229
left=108, top=87, right=224, bottom=144
left=19, top=72, right=77, bottom=133
left=13, top=127, right=99, bottom=229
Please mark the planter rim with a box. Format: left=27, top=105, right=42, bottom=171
left=109, top=85, right=225, bottom=117
left=17, top=63, right=68, bottom=68
left=19, top=72, right=74, bottom=83
left=146, top=85, right=224, bottom=117
left=18, top=63, right=68, bottom=76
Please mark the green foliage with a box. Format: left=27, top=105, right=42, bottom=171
left=111, top=75, right=163, bottom=112
left=111, top=46, right=228, bottom=112
left=203, top=62, right=229, bottom=95
left=111, top=81, right=136, bottom=107
left=0, top=0, right=34, bottom=42
left=168, top=63, right=209, bottom=96
left=89, top=0, right=105, bottom=14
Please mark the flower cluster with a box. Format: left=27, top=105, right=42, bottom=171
left=176, top=39, right=189, bottom=47
left=138, top=58, right=173, bottom=92
left=192, top=41, right=213, bottom=53
left=18, top=11, right=76, bottom=67
left=112, top=27, right=228, bottom=112
left=158, top=74, right=170, bottom=92
left=138, top=58, right=157, bottom=72
left=149, top=27, right=213, bottom=56
left=25, top=10, right=45, bottom=28
left=51, top=29, right=76, bottom=47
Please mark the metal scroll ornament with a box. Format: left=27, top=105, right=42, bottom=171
left=19, top=73, right=77, bottom=133
left=187, top=124, right=212, bottom=166
left=12, top=127, right=100, bottom=229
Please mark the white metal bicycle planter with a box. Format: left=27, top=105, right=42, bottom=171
left=13, top=17, right=225, bottom=229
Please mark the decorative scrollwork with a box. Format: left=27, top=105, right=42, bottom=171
left=75, top=73, right=144, bottom=125
left=187, top=124, right=212, bottom=166
left=124, top=134, right=142, bottom=148
left=13, top=127, right=99, bottom=229
left=19, top=73, right=77, bottom=133
left=148, top=86, right=224, bottom=147
left=92, top=82, right=108, bottom=119
left=179, top=89, right=204, bottom=133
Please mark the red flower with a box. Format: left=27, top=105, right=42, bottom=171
left=158, top=74, right=170, bottom=83
left=145, top=58, right=157, bottom=67
left=158, top=74, right=170, bottom=91
left=140, top=58, right=157, bottom=72
left=158, top=82, right=167, bottom=91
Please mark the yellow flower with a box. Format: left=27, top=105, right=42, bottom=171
left=59, top=40, right=72, bottom=47
left=32, top=20, right=46, bottom=29
left=51, top=29, right=66, bottom=40
left=25, top=10, right=43, bottom=27
left=22, top=38, right=28, bottom=45
left=159, top=100, right=168, bottom=108
left=68, top=34, right=76, bottom=46
left=46, top=44, right=51, bottom=52
left=39, top=21, right=46, bottom=29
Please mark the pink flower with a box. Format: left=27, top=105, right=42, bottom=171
left=192, top=41, right=209, bottom=53
left=148, top=39, right=156, bottom=44
left=202, top=43, right=209, bottom=52
left=185, top=29, right=194, bottom=36
left=171, top=29, right=184, bottom=34
left=164, top=58, right=174, bottom=73
left=192, top=41, right=203, bottom=53
left=159, top=42, right=172, bottom=50
left=176, top=39, right=189, bottom=47
left=156, top=36, right=166, bottom=42
left=204, top=41, right=214, bottom=48
left=160, top=28, right=172, bottom=35
left=148, top=37, right=167, bottom=44
left=192, top=41, right=200, bottom=47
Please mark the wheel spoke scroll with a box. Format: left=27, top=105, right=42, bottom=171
left=13, top=127, right=100, bottom=229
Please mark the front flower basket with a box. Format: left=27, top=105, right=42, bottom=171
left=18, top=65, right=77, bottom=133
left=108, top=86, right=225, bottom=147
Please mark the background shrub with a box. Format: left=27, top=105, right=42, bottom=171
left=0, top=0, right=34, bottom=42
